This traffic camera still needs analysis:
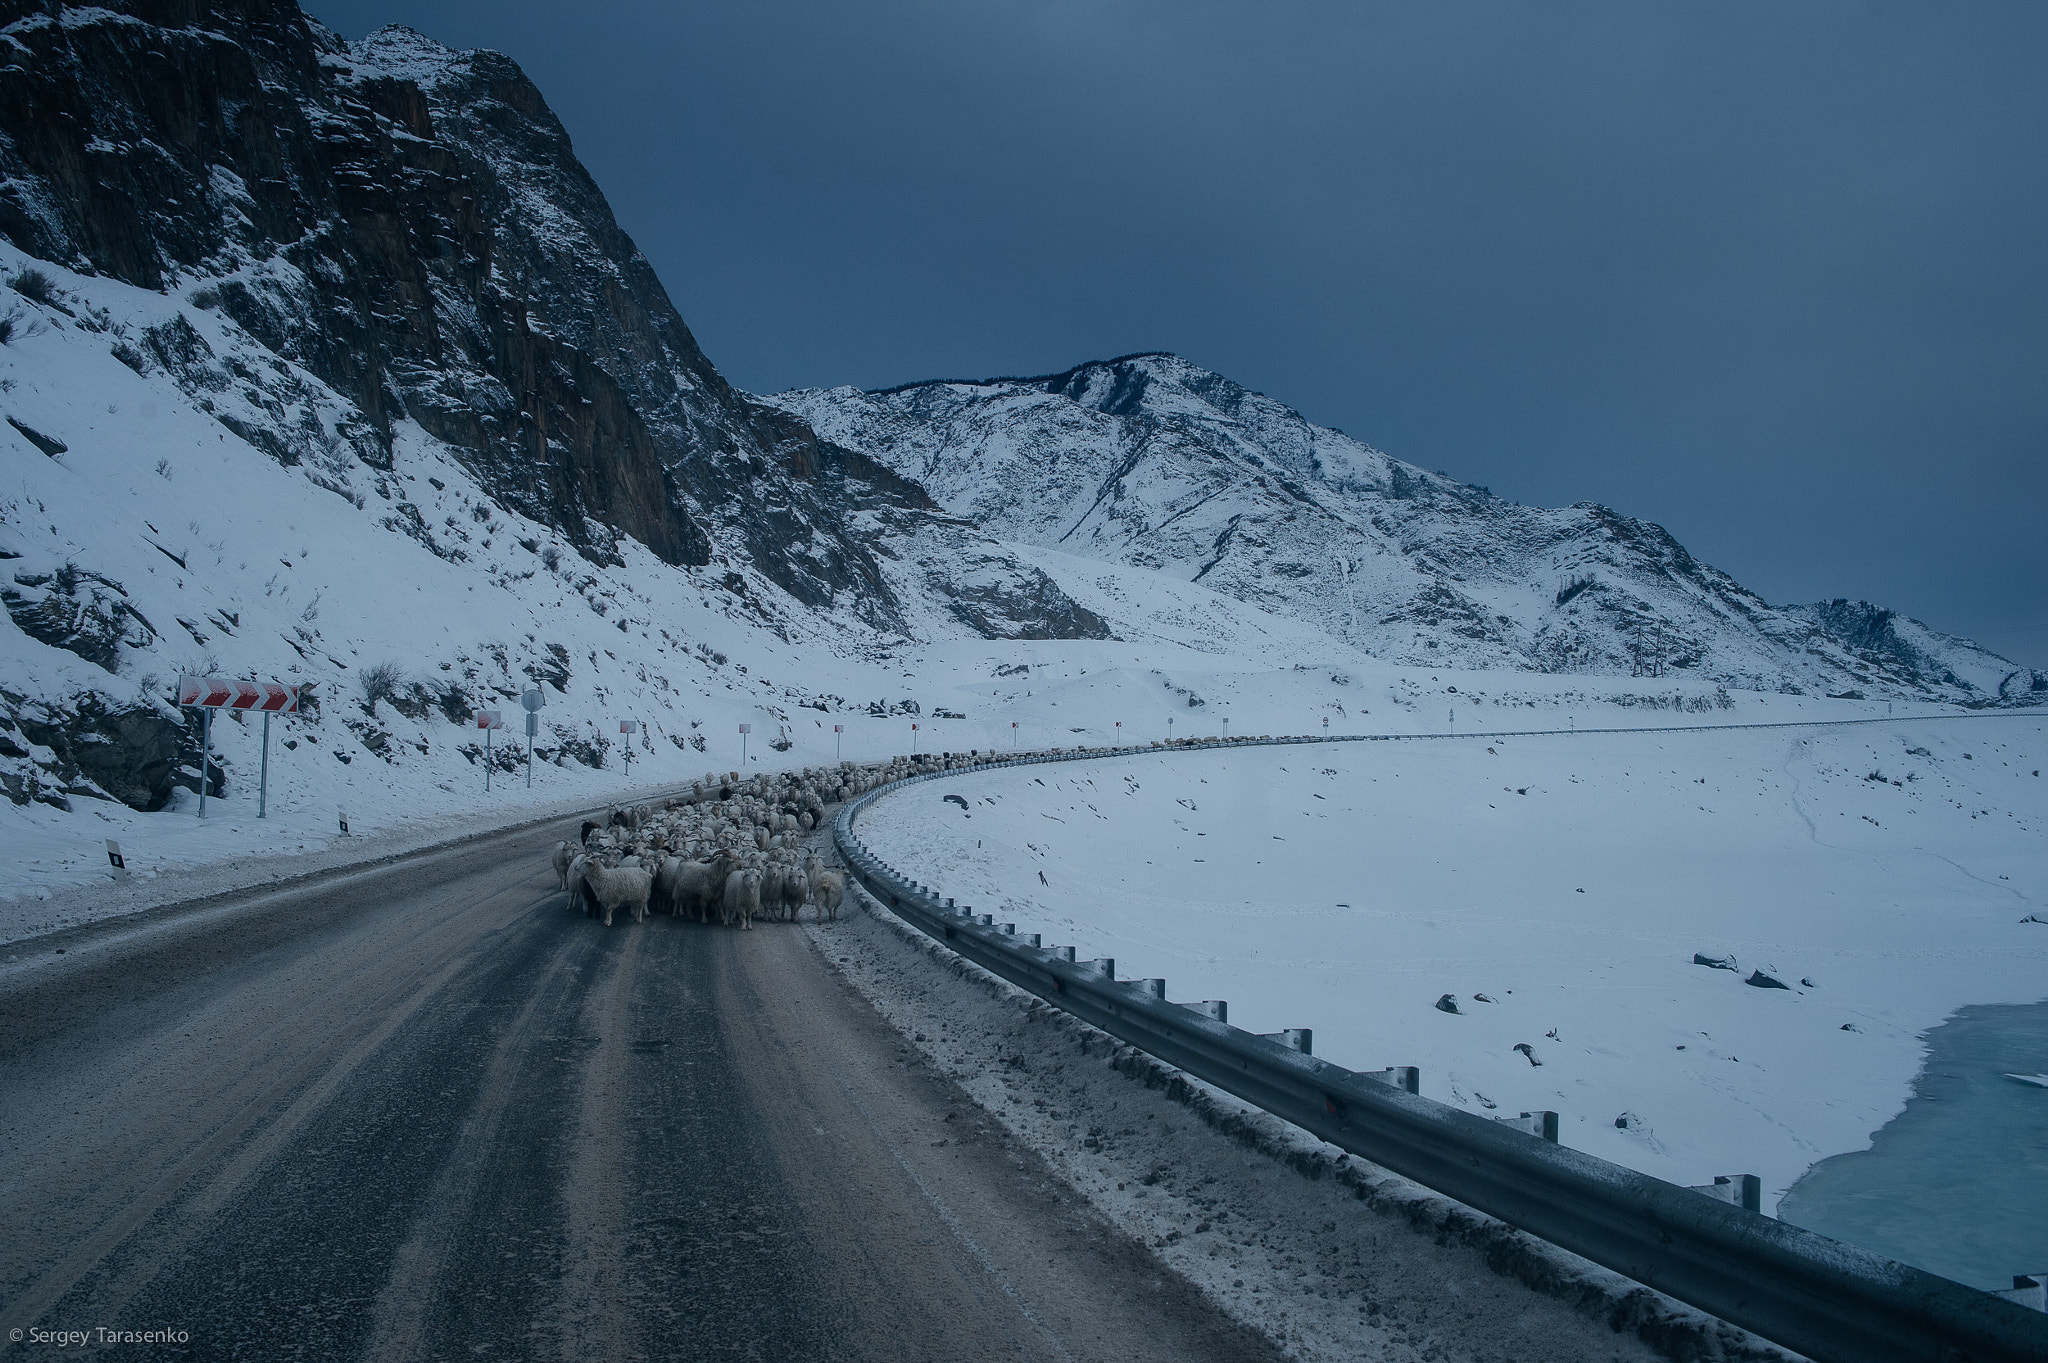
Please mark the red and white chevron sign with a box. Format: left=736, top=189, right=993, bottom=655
left=476, top=710, right=504, bottom=730
left=177, top=676, right=299, bottom=712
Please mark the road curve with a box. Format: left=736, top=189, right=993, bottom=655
left=0, top=819, right=1282, bottom=1363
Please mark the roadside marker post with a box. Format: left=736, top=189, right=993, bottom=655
left=477, top=710, right=504, bottom=791
left=834, top=724, right=843, bottom=761
left=1011, top=720, right=1018, bottom=750
left=522, top=688, right=545, bottom=788
left=105, top=839, right=127, bottom=881
left=619, top=719, right=638, bottom=779
left=911, top=722, right=918, bottom=753
left=739, top=722, right=751, bottom=764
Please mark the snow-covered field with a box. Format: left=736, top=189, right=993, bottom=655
left=855, top=712, right=2048, bottom=1209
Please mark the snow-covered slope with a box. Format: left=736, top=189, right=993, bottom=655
left=856, top=717, right=2048, bottom=1233
left=0, top=0, right=1131, bottom=834
left=771, top=354, right=2032, bottom=701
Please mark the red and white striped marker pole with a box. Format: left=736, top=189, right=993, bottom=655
left=477, top=711, right=504, bottom=791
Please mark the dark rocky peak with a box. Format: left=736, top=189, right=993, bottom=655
left=0, top=0, right=1099, bottom=638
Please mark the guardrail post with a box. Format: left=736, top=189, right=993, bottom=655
left=1365, top=1066, right=1420, bottom=1094
left=1049, top=946, right=1075, bottom=962
left=1079, top=958, right=1115, bottom=978
left=1262, top=1028, right=1312, bottom=1055
left=1994, top=1275, right=2045, bottom=1312
left=1189, top=1000, right=1227, bottom=1023
left=1496, top=1111, right=1561, bottom=1142
left=1688, top=1174, right=1762, bottom=1213
left=1129, top=978, right=1166, bottom=999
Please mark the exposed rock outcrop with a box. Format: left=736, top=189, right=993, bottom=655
left=0, top=0, right=1104, bottom=641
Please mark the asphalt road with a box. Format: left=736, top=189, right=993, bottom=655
left=0, top=819, right=1283, bottom=1362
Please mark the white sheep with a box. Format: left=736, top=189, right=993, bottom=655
left=811, top=869, right=845, bottom=923
left=581, top=862, right=654, bottom=927
left=565, top=853, right=595, bottom=915
left=663, top=850, right=733, bottom=921
left=551, top=839, right=576, bottom=890
left=779, top=864, right=808, bottom=921
left=722, top=865, right=763, bottom=930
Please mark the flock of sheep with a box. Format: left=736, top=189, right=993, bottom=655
left=550, top=738, right=1250, bottom=930
left=551, top=752, right=990, bottom=929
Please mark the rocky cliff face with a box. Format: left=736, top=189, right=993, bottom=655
left=772, top=353, right=2026, bottom=701
left=0, top=0, right=1109, bottom=810
left=0, top=0, right=1102, bottom=643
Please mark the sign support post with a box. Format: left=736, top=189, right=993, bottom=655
left=522, top=688, right=545, bottom=788
left=476, top=711, right=504, bottom=793
left=619, top=719, right=638, bottom=780
left=178, top=676, right=300, bottom=820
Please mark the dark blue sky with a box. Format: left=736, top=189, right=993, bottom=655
left=317, top=1, right=2048, bottom=665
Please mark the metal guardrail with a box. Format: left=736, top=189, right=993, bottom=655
left=833, top=736, right=2048, bottom=1363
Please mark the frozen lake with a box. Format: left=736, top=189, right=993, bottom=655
left=1779, top=999, right=2048, bottom=1291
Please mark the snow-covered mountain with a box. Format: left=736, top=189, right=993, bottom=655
left=0, top=0, right=1112, bottom=813
left=771, top=353, right=2037, bottom=702
left=0, top=0, right=2037, bottom=835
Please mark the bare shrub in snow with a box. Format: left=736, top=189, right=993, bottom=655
left=358, top=661, right=403, bottom=717
left=9, top=268, right=57, bottom=305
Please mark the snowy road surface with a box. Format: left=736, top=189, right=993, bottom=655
left=0, top=818, right=1286, bottom=1362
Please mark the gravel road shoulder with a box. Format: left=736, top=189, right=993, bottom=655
left=808, top=881, right=1797, bottom=1363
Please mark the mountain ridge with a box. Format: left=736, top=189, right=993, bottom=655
left=771, top=351, right=2041, bottom=703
